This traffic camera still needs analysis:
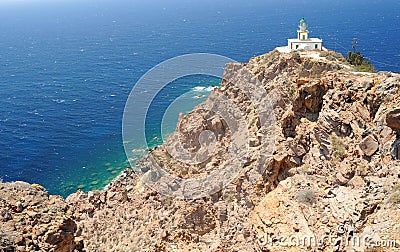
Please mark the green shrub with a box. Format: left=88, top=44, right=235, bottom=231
left=387, top=183, right=400, bottom=205
left=297, top=189, right=316, bottom=205
left=330, top=133, right=347, bottom=161
left=392, top=183, right=400, bottom=192
left=389, top=193, right=400, bottom=205
left=346, top=51, right=376, bottom=73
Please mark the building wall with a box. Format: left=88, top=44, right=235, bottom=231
left=298, top=31, right=309, bottom=40
left=289, top=42, right=322, bottom=51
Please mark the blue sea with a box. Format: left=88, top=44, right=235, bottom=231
left=0, top=0, right=399, bottom=197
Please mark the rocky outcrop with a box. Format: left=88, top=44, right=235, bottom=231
left=0, top=181, right=80, bottom=252
left=1, top=49, right=400, bottom=251
left=251, top=173, right=399, bottom=251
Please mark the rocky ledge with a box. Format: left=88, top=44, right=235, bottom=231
left=1, top=49, right=399, bottom=251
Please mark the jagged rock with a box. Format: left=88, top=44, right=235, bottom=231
left=180, top=205, right=216, bottom=235
left=209, top=116, right=224, bottom=131
left=14, top=201, right=23, bottom=213
left=386, top=108, right=400, bottom=131
left=336, top=172, right=349, bottom=185
left=0, top=181, right=82, bottom=251
left=43, top=218, right=77, bottom=251
left=31, top=184, right=45, bottom=191
left=359, top=135, right=379, bottom=156
left=249, top=137, right=260, bottom=147
left=293, top=80, right=327, bottom=113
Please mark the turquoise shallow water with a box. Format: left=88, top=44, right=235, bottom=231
left=39, top=75, right=220, bottom=196
left=0, top=0, right=399, bottom=197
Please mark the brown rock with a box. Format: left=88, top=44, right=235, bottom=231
left=210, top=116, right=224, bottom=131
left=249, top=137, right=259, bottom=147
left=115, top=189, right=128, bottom=202
left=359, top=135, right=379, bottom=156
left=0, top=180, right=80, bottom=252
left=15, top=201, right=23, bottom=213
left=74, top=237, right=84, bottom=251
left=0, top=208, right=12, bottom=222
left=14, top=236, right=24, bottom=245
left=336, top=172, right=349, bottom=185
left=348, top=175, right=365, bottom=189
left=17, top=246, right=26, bottom=252
left=386, top=108, right=400, bottom=131
left=31, top=184, right=45, bottom=191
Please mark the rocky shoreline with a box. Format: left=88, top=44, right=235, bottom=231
left=1, top=49, right=400, bottom=251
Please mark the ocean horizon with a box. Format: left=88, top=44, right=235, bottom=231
left=0, top=0, right=399, bottom=197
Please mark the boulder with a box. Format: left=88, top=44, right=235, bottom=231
left=386, top=108, right=400, bottom=131
left=359, top=135, right=379, bottom=156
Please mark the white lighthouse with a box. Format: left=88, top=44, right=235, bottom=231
left=286, top=18, right=323, bottom=51
left=298, top=18, right=309, bottom=40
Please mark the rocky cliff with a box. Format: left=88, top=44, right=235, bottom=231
left=1, top=49, right=399, bottom=251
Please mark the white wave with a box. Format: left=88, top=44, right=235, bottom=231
left=204, top=86, right=216, bottom=92
left=52, top=99, right=66, bottom=104
left=192, top=86, right=206, bottom=91
left=192, top=86, right=216, bottom=92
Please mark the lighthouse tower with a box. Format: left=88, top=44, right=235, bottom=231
left=298, top=18, right=309, bottom=40
left=286, top=18, right=323, bottom=51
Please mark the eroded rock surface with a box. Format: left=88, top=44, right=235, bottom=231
left=0, top=181, right=80, bottom=252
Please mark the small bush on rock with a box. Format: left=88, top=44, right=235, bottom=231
left=297, top=189, right=316, bottom=205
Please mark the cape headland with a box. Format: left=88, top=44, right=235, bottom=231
left=1, top=49, right=399, bottom=251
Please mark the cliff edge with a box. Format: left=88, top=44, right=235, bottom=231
left=1, top=49, right=399, bottom=251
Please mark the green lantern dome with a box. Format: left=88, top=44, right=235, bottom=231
left=299, top=18, right=307, bottom=32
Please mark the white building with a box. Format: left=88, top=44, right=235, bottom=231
left=287, top=18, right=323, bottom=51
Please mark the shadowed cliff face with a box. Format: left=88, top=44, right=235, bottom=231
left=1, top=50, right=400, bottom=251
